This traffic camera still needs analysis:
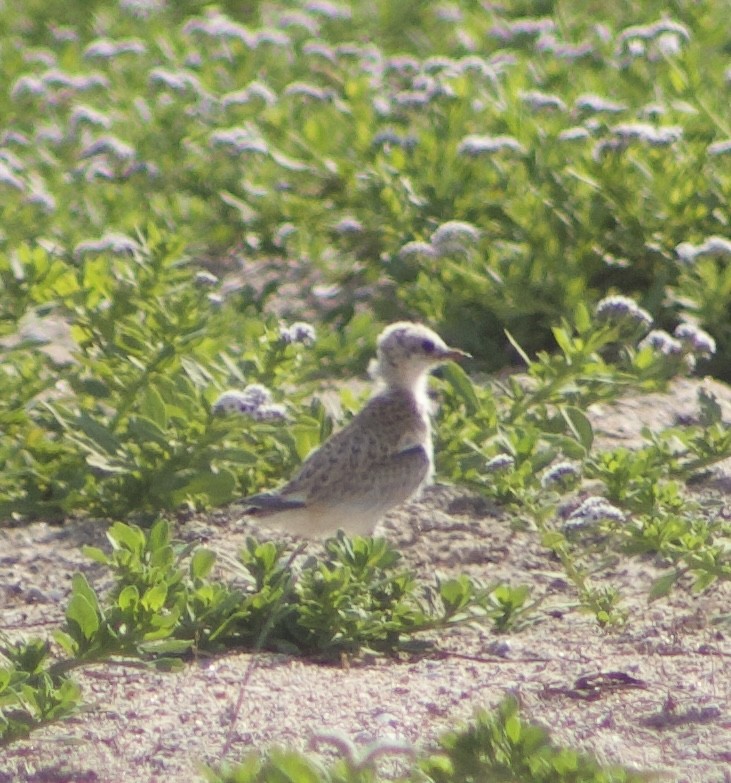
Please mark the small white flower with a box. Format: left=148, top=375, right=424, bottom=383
left=251, top=403, right=288, bottom=421
left=209, top=127, right=268, bottom=155
left=520, top=90, right=566, bottom=112
left=223, top=81, right=277, bottom=107
left=149, top=67, right=202, bottom=93
left=280, top=321, right=316, bottom=346
left=284, top=82, right=333, bottom=102
left=611, top=122, right=682, bottom=146
left=595, top=295, right=653, bottom=330
left=617, top=19, right=690, bottom=47
left=333, top=217, right=363, bottom=235
left=484, top=454, right=515, bottom=473
left=638, top=330, right=683, bottom=356
left=398, top=241, right=437, bottom=260
left=372, top=130, right=418, bottom=150
left=430, top=220, right=480, bottom=253
left=80, top=135, right=136, bottom=162
left=565, top=496, right=625, bottom=530
left=575, top=94, right=626, bottom=114
left=676, top=236, right=731, bottom=263
left=674, top=324, right=716, bottom=358
left=558, top=127, right=590, bottom=142
left=183, top=11, right=256, bottom=45
left=213, top=384, right=273, bottom=416
left=541, top=461, right=581, bottom=490
left=73, top=232, right=139, bottom=258
left=708, top=139, right=731, bottom=157
left=195, top=271, right=219, bottom=287
left=305, top=0, right=351, bottom=19
left=84, top=37, right=145, bottom=59
left=0, top=162, right=24, bottom=190
left=536, top=36, right=594, bottom=60
left=69, top=105, right=112, bottom=130
left=385, top=55, right=420, bottom=74
left=458, top=134, right=525, bottom=157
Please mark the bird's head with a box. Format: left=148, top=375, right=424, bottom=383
left=372, top=322, right=470, bottom=390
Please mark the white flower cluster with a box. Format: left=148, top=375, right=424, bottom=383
left=484, top=454, right=516, bottom=473
left=541, top=461, right=582, bottom=490
left=565, top=496, right=625, bottom=531
left=333, top=217, right=363, bottom=235
left=594, top=295, right=653, bottom=331
left=637, top=329, right=683, bottom=357
left=676, top=236, right=731, bottom=264
left=520, top=90, right=567, bottom=113
left=616, top=19, right=690, bottom=60
left=223, top=81, right=277, bottom=107
left=209, top=126, right=268, bottom=155
left=73, top=232, right=139, bottom=259
left=674, top=323, right=716, bottom=358
left=457, top=134, right=525, bottom=157
left=638, top=323, right=715, bottom=372
left=84, top=37, right=146, bottom=60
left=430, top=221, right=481, bottom=253
left=212, top=384, right=287, bottom=421
left=398, top=220, right=481, bottom=260
left=574, top=94, right=626, bottom=114
left=194, top=271, right=219, bottom=288
left=279, top=321, right=316, bottom=346
left=707, top=140, right=731, bottom=157
left=594, top=123, right=682, bottom=159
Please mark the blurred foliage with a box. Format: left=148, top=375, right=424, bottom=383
left=0, top=0, right=729, bottom=374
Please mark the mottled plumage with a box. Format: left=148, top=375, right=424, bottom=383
left=242, top=322, right=469, bottom=536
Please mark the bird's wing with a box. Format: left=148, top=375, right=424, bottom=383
left=243, top=492, right=306, bottom=517
left=248, top=389, right=429, bottom=515
left=290, top=439, right=431, bottom=511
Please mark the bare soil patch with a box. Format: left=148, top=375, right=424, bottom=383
left=2, top=377, right=730, bottom=783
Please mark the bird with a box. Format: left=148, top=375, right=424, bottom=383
left=241, top=322, right=470, bottom=537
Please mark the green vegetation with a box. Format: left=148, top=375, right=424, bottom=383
left=205, top=698, right=647, bottom=783
left=1, top=520, right=528, bottom=744
left=2, top=0, right=731, bottom=779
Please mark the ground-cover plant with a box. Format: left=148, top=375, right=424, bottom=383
left=435, top=297, right=731, bottom=622
left=0, top=519, right=529, bottom=744
left=205, top=697, right=647, bottom=783
left=0, top=230, right=329, bottom=521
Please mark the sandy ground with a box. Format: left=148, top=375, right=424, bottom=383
left=1, top=377, right=731, bottom=783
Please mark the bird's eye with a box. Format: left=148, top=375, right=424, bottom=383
left=421, top=339, right=435, bottom=353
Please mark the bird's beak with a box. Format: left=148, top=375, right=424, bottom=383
left=440, top=347, right=471, bottom=361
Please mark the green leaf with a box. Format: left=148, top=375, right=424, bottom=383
left=574, top=302, right=591, bottom=334
left=126, top=415, right=170, bottom=448
left=504, top=330, right=532, bottom=367
left=70, top=572, right=100, bottom=611
left=442, top=362, right=480, bottom=415
left=191, top=548, right=217, bottom=579
left=75, top=413, right=122, bottom=455
left=551, top=326, right=573, bottom=356
left=649, top=572, right=678, bottom=602
left=560, top=406, right=594, bottom=451
left=108, top=522, right=146, bottom=555
left=118, top=585, right=140, bottom=611
left=140, top=385, right=168, bottom=429
left=51, top=629, right=78, bottom=657
left=81, top=546, right=111, bottom=565
left=148, top=519, right=170, bottom=553
left=174, top=468, right=237, bottom=506
left=141, top=583, right=168, bottom=612
left=66, top=593, right=100, bottom=641
left=505, top=713, right=522, bottom=743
